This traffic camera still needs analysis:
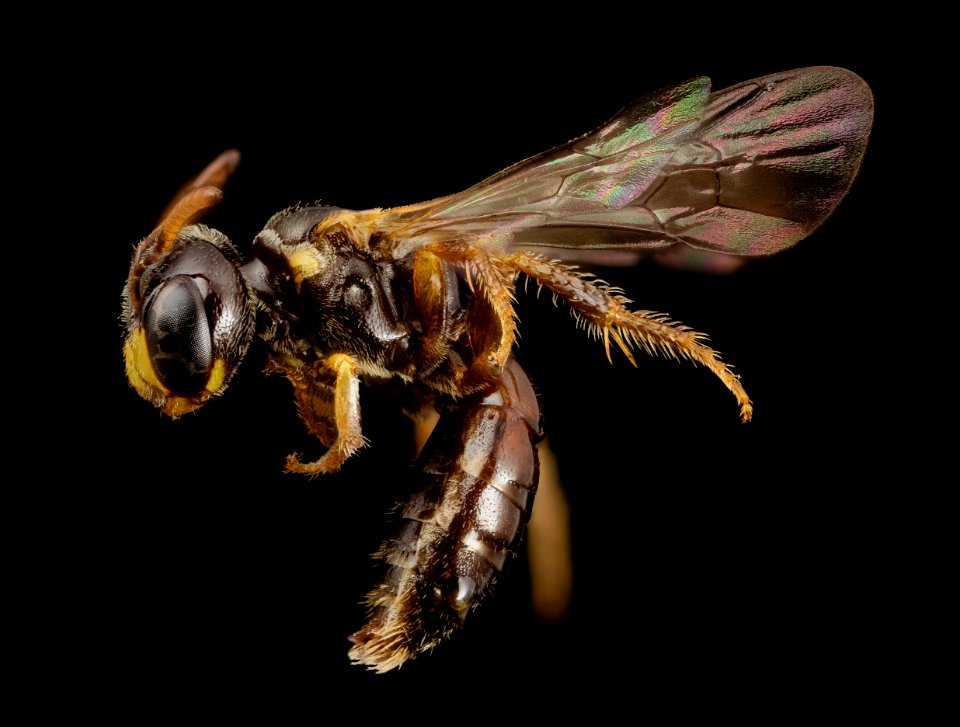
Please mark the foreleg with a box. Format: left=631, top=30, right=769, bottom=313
left=271, top=352, right=367, bottom=475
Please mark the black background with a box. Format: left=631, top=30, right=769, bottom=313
left=54, top=16, right=898, bottom=717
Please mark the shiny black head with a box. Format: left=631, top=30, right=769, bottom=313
left=122, top=153, right=255, bottom=417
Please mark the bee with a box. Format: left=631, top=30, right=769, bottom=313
left=121, top=66, right=873, bottom=672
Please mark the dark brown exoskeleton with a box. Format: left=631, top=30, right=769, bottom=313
left=121, top=67, right=873, bottom=671
left=247, top=204, right=543, bottom=670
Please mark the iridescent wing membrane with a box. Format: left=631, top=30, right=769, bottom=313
left=377, top=66, right=872, bottom=260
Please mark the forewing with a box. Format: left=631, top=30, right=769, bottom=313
left=378, top=76, right=712, bottom=256
left=639, top=66, right=875, bottom=256
left=377, top=67, right=872, bottom=259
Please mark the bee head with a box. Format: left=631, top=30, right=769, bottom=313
left=121, top=152, right=255, bottom=417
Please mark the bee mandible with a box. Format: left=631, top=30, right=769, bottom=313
left=121, top=66, right=873, bottom=671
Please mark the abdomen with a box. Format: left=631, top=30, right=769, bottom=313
left=348, top=357, right=541, bottom=671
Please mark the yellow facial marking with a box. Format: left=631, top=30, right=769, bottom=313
left=205, top=358, right=228, bottom=394
left=123, top=327, right=220, bottom=419
left=123, top=328, right=166, bottom=403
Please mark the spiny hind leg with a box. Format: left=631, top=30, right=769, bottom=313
left=505, top=251, right=753, bottom=422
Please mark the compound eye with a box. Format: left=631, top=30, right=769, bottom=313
left=123, top=236, right=255, bottom=418
left=143, top=274, right=213, bottom=396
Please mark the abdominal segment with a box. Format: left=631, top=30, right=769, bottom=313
left=348, top=358, right=541, bottom=671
